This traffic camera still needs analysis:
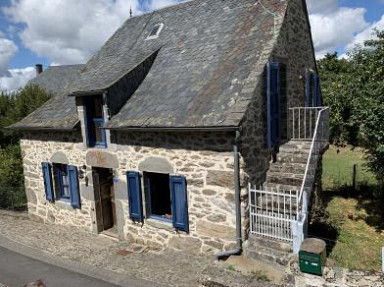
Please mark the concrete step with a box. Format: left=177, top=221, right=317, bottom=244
left=266, top=172, right=314, bottom=187
left=248, top=235, right=292, bottom=252
left=245, top=237, right=292, bottom=267
left=263, top=183, right=301, bottom=192
left=276, top=153, right=316, bottom=164
left=279, top=141, right=312, bottom=151
left=278, top=147, right=311, bottom=155
left=269, top=162, right=308, bottom=174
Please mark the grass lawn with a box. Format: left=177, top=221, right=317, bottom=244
left=323, top=145, right=377, bottom=189
left=313, top=145, right=384, bottom=271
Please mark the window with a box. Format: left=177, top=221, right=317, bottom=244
left=42, top=162, right=81, bottom=209
left=53, top=164, right=70, bottom=200
left=266, top=61, right=288, bottom=148
left=126, top=171, right=189, bottom=232
left=145, top=172, right=172, bottom=222
left=305, top=70, right=321, bottom=107
left=146, top=23, right=164, bottom=40
left=84, top=96, right=107, bottom=148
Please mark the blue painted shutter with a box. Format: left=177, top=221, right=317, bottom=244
left=170, top=175, right=189, bottom=233
left=305, top=70, right=311, bottom=107
left=267, top=62, right=281, bottom=148
left=42, top=162, right=54, bottom=202
left=314, top=74, right=320, bottom=106
left=127, top=171, right=144, bottom=221
left=68, top=165, right=81, bottom=209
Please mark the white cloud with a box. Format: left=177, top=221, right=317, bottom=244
left=307, top=0, right=384, bottom=58
left=0, top=37, right=18, bottom=76
left=0, top=0, right=183, bottom=92
left=147, top=0, right=181, bottom=10
left=345, top=15, right=384, bottom=51
left=2, top=0, right=184, bottom=65
left=307, top=0, right=338, bottom=14
left=308, top=5, right=369, bottom=58
left=3, top=0, right=137, bottom=65
left=0, top=66, right=35, bottom=91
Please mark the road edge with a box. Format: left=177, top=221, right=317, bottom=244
left=0, top=232, right=165, bottom=287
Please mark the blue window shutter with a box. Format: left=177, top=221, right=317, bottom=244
left=68, top=165, right=81, bottom=209
left=305, top=70, right=313, bottom=107
left=170, top=175, right=189, bottom=233
left=42, top=162, right=54, bottom=202
left=126, top=171, right=144, bottom=221
left=314, top=74, right=320, bottom=106
left=267, top=62, right=280, bottom=148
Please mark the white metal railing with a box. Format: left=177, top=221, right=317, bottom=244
left=292, top=107, right=329, bottom=253
left=297, top=107, right=329, bottom=214
left=248, top=107, right=329, bottom=248
left=249, top=184, right=299, bottom=241
left=289, top=107, right=325, bottom=140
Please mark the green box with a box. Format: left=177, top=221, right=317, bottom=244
left=299, top=238, right=327, bottom=276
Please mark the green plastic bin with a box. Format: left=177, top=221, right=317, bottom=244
left=299, top=238, right=326, bottom=276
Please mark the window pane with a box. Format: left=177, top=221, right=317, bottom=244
left=93, top=96, right=103, bottom=118
left=146, top=172, right=172, bottom=220
left=62, top=172, right=70, bottom=198
left=149, top=25, right=161, bottom=37
left=93, top=121, right=103, bottom=143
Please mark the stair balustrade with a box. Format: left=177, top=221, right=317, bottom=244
left=248, top=107, right=329, bottom=251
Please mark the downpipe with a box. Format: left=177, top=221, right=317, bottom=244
left=215, top=130, right=242, bottom=261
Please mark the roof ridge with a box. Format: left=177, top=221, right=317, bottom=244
left=48, top=64, right=84, bottom=68
left=129, top=0, right=205, bottom=20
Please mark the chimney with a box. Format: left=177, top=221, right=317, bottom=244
left=35, top=64, right=43, bottom=76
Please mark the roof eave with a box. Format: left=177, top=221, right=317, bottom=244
left=6, top=121, right=80, bottom=131
left=69, top=89, right=105, bottom=97
left=106, top=125, right=240, bottom=132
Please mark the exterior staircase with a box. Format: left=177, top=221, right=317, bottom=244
left=245, top=140, right=314, bottom=266
left=246, top=107, right=330, bottom=267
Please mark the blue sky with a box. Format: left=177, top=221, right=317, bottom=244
left=0, top=0, right=383, bottom=90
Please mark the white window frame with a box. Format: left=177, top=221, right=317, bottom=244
left=146, top=23, right=164, bottom=40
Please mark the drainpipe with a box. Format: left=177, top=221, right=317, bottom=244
left=215, top=129, right=242, bottom=261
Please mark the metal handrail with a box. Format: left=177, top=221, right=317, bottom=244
left=297, top=107, right=329, bottom=213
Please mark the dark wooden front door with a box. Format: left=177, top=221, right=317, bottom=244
left=93, top=168, right=115, bottom=232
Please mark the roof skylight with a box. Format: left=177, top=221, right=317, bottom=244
left=147, top=23, right=164, bottom=40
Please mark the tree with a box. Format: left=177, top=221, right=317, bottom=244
left=317, top=53, right=359, bottom=145
left=318, top=30, right=384, bottom=184
left=352, top=30, right=384, bottom=185
left=0, top=84, right=51, bottom=209
left=0, top=84, right=51, bottom=147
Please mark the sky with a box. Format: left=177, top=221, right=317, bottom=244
left=0, top=0, right=383, bottom=91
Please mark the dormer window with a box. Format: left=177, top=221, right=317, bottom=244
left=84, top=95, right=107, bottom=148
left=146, top=23, right=164, bottom=40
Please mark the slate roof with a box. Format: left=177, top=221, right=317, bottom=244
left=13, top=0, right=289, bottom=130
left=10, top=65, right=84, bottom=130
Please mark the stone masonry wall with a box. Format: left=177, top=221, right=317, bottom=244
left=238, top=0, right=317, bottom=239
left=21, top=131, right=93, bottom=230
left=240, top=0, right=317, bottom=187
left=20, top=130, right=246, bottom=254
left=273, top=0, right=317, bottom=109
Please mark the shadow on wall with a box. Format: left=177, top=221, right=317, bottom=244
left=111, top=130, right=235, bottom=152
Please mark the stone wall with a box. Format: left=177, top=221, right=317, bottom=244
left=273, top=0, right=317, bottom=109
left=21, top=131, right=93, bottom=230
left=238, top=0, right=317, bottom=240
left=240, top=0, right=317, bottom=186
left=20, top=130, right=247, bottom=254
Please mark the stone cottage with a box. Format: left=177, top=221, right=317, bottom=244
left=11, top=0, right=328, bottom=258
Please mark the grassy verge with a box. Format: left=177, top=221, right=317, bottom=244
left=311, top=145, right=383, bottom=271
left=323, top=145, right=377, bottom=189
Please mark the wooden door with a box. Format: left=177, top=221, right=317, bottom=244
left=92, top=171, right=104, bottom=232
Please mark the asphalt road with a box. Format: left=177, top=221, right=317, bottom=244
left=0, top=246, right=122, bottom=287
